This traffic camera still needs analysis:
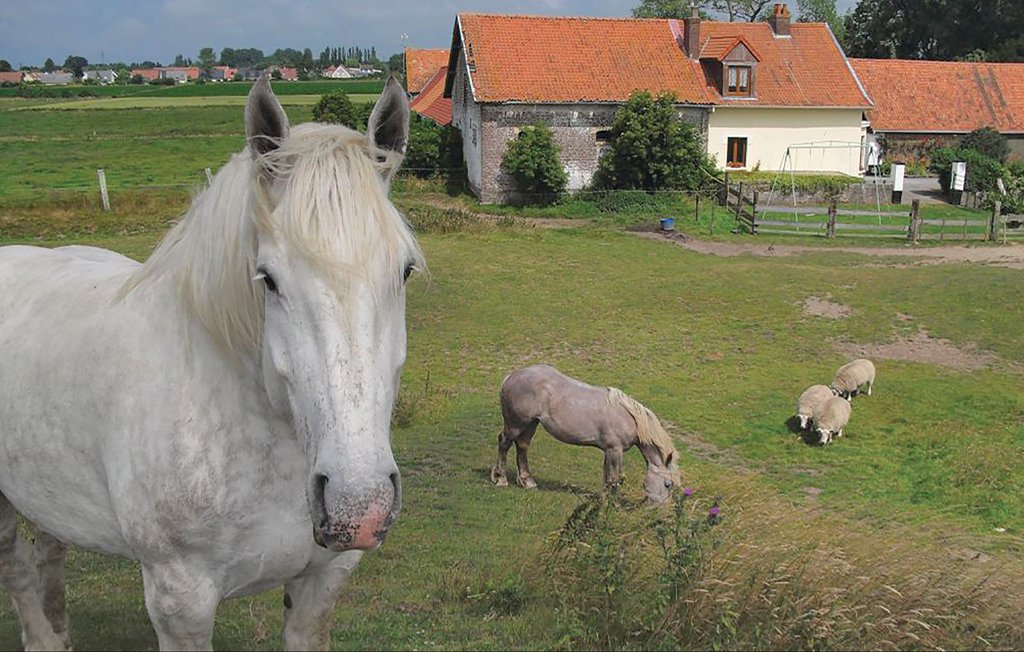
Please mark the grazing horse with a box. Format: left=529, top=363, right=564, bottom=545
left=490, top=365, right=681, bottom=504
left=0, top=77, right=423, bottom=651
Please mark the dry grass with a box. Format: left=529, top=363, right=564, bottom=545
left=546, top=468, right=1024, bottom=651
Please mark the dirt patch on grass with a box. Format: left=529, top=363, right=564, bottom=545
left=802, top=296, right=852, bottom=319
left=647, top=233, right=1024, bottom=269
left=837, top=328, right=1001, bottom=372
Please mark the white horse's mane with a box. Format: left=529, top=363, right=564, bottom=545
left=607, top=387, right=679, bottom=467
left=121, top=123, right=424, bottom=359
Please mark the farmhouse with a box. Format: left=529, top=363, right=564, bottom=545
left=0, top=71, right=23, bottom=85
left=443, top=6, right=871, bottom=203
left=850, top=58, right=1024, bottom=164
left=82, top=69, right=117, bottom=84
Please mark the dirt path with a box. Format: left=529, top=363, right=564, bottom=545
left=640, top=231, right=1024, bottom=269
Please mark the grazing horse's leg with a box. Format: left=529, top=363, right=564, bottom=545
left=282, top=551, right=362, bottom=651
left=34, top=529, right=71, bottom=649
left=603, top=447, right=624, bottom=491
left=490, top=427, right=516, bottom=487
left=514, top=422, right=539, bottom=489
left=0, top=496, right=66, bottom=651
left=141, top=561, right=219, bottom=651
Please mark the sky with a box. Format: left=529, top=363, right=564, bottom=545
left=0, top=0, right=858, bottom=69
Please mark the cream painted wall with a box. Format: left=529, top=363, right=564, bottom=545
left=708, top=108, right=867, bottom=176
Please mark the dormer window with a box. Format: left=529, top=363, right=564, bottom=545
left=726, top=65, right=752, bottom=96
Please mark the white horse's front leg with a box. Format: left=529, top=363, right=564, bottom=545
left=141, top=561, right=220, bottom=651
left=283, top=551, right=363, bottom=651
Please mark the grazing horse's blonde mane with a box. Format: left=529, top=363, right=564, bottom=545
left=120, top=123, right=424, bottom=360
left=607, top=387, right=678, bottom=466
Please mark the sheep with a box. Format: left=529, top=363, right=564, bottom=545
left=813, top=396, right=851, bottom=445
left=831, top=358, right=876, bottom=399
left=796, top=384, right=836, bottom=430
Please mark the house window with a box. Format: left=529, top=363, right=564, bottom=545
left=726, top=137, right=748, bottom=168
left=595, top=129, right=613, bottom=157
left=725, top=65, right=752, bottom=96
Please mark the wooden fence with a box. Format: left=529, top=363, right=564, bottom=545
left=724, top=184, right=1017, bottom=242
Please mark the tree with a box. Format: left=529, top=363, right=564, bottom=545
left=961, top=127, right=1011, bottom=164
left=43, top=58, right=55, bottom=72
left=796, top=0, right=843, bottom=41
left=312, top=91, right=359, bottom=129
left=198, top=47, right=216, bottom=78
left=593, top=91, right=719, bottom=192
left=0, top=59, right=11, bottom=72
left=842, top=0, right=1024, bottom=61
left=405, top=116, right=444, bottom=177
left=501, top=123, right=568, bottom=204
left=63, top=55, right=88, bottom=77
left=632, top=0, right=768, bottom=20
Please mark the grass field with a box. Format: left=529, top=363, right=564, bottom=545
left=0, top=102, right=1022, bottom=650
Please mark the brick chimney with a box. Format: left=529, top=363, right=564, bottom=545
left=768, top=3, right=791, bottom=37
left=684, top=5, right=701, bottom=59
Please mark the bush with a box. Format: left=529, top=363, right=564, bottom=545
left=592, top=90, right=720, bottom=193
left=501, top=122, right=568, bottom=205
left=404, top=116, right=443, bottom=178
left=960, top=127, right=1010, bottom=163
left=312, top=90, right=359, bottom=129
left=930, top=147, right=1005, bottom=193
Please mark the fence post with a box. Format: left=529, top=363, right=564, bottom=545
left=694, top=192, right=700, bottom=222
left=989, top=200, right=1001, bottom=242
left=205, top=167, right=214, bottom=184
left=721, top=173, right=729, bottom=206
left=826, top=198, right=837, bottom=239
left=908, top=199, right=920, bottom=243
left=96, top=168, right=110, bottom=211
left=734, top=182, right=744, bottom=224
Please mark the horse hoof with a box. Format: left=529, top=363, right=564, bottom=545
left=518, top=477, right=537, bottom=489
left=493, top=477, right=509, bottom=487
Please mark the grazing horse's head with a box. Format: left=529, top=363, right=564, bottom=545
left=643, top=449, right=681, bottom=505
left=245, top=77, right=422, bottom=551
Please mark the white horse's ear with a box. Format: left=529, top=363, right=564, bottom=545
left=367, top=76, right=410, bottom=167
left=246, top=75, right=290, bottom=161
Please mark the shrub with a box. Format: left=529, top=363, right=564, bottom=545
left=404, top=116, right=443, bottom=178
left=592, top=90, right=721, bottom=193
left=312, top=90, right=359, bottom=129
left=501, top=122, right=568, bottom=204
left=930, top=147, right=1005, bottom=193
left=960, top=127, right=1010, bottom=163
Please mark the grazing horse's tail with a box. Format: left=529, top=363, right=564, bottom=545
left=607, top=388, right=679, bottom=473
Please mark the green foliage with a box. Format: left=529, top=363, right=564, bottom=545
left=796, top=0, right=844, bottom=41
left=593, top=91, right=720, bottom=193
left=842, top=0, right=1024, bottom=62
left=500, top=122, right=568, bottom=204
left=311, top=90, right=358, bottom=128
left=632, top=0, right=693, bottom=18
left=0, top=59, right=11, bottom=72
left=404, top=116, right=443, bottom=177
left=960, top=127, right=1011, bottom=164
left=929, top=147, right=1005, bottom=193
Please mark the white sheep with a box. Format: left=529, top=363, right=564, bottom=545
left=813, top=396, right=851, bottom=445
left=796, top=384, right=836, bottom=430
left=831, top=358, right=876, bottom=399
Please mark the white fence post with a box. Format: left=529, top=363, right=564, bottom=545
left=205, top=167, right=213, bottom=184
left=97, top=168, right=110, bottom=211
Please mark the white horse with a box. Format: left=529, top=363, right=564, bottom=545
left=0, top=77, right=423, bottom=651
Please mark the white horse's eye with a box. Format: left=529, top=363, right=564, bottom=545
left=255, top=269, right=278, bottom=294
left=402, top=263, right=414, bottom=283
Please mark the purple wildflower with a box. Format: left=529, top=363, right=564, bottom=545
left=683, top=487, right=694, bottom=497
left=709, top=505, right=720, bottom=518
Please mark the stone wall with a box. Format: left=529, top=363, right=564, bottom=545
left=476, top=103, right=709, bottom=204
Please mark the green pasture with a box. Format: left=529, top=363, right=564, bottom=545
left=8, top=94, right=376, bottom=110
left=0, top=79, right=384, bottom=99
left=0, top=103, right=1022, bottom=650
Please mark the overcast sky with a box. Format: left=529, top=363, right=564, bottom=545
left=0, top=0, right=858, bottom=68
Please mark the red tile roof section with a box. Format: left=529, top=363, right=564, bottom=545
left=455, top=13, right=869, bottom=108
left=850, top=58, right=1024, bottom=133
left=697, top=21, right=870, bottom=107
left=410, top=67, right=452, bottom=126
left=458, top=14, right=714, bottom=104
left=700, top=35, right=759, bottom=61
left=406, top=48, right=450, bottom=94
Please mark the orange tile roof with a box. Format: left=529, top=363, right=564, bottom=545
left=405, top=48, right=450, bottom=94
left=700, top=35, right=760, bottom=62
left=452, top=13, right=870, bottom=108
left=696, top=21, right=869, bottom=107
left=410, top=67, right=452, bottom=126
left=457, top=14, right=714, bottom=104
left=850, top=58, right=1024, bottom=133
